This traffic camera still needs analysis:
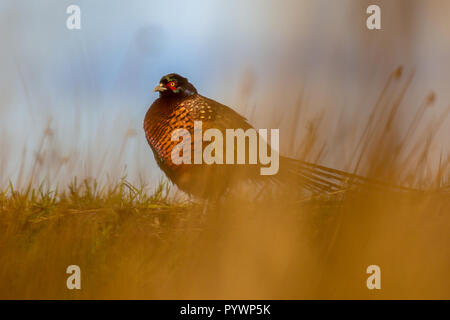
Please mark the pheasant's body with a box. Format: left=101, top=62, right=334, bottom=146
left=144, top=73, right=414, bottom=199
left=144, top=93, right=258, bottom=198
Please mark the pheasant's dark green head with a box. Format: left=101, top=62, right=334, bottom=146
left=153, top=73, right=197, bottom=98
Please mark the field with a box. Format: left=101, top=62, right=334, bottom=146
left=0, top=68, right=449, bottom=299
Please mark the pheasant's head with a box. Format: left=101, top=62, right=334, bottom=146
left=153, top=73, right=197, bottom=98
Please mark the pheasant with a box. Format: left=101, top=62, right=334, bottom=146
left=143, top=73, right=405, bottom=199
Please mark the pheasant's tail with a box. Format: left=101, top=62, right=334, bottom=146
left=278, top=157, right=418, bottom=195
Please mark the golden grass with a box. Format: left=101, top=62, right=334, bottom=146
left=0, top=68, right=449, bottom=299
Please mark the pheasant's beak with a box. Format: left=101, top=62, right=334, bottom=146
left=153, top=83, right=167, bottom=92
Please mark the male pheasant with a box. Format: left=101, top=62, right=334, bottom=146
left=143, top=73, right=400, bottom=199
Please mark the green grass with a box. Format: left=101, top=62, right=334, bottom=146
left=1, top=177, right=182, bottom=214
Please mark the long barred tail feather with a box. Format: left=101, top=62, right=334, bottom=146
left=278, top=157, right=419, bottom=195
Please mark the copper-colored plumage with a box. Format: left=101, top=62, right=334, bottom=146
left=144, top=86, right=258, bottom=199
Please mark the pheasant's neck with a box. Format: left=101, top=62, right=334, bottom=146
left=149, top=94, right=193, bottom=119
left=162, top=89, right=195, bottom=101
left=161, top=93, right=194, bottom=109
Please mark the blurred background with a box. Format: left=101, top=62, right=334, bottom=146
left=1, top=0, right=449, bottom=300
left=0, top=0, right=449, bottom=189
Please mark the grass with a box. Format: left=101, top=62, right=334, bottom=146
left=0, top=67, right=449, bottom=299
left=0, top=178, right=196, bottom=299
left=1, top=179, right=448, bottom=299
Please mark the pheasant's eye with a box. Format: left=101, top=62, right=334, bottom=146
left=168, top=81, right=176, bottom=87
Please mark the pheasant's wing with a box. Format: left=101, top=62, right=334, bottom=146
left=185, top=95, right=253, bottom=131
left=179, top=95, right=265, bottom=186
